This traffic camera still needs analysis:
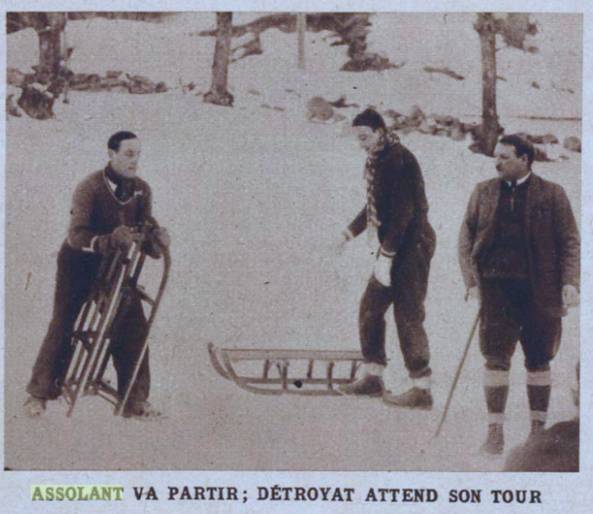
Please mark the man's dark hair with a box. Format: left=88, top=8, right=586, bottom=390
left=352, top=108, right=386, bottom=132
left=108, top=131, right=138, bottom=152
left=499, top=134, right=535, bottom=166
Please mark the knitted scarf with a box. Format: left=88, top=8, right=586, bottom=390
left=363, top=130, right=401, bottom=241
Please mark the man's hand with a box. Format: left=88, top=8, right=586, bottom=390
left=465, top=286, right=480, bottom=302
left=373, top=254, right=392, bottom=287
left=153, top=227, right=171, bottom=248
left=336, top=230, right=351, bottom=256
left=562, top=284, right=580, bottom=309
left=95, top=225, right=136, bottom=255
left=111, top=225, right=135, bottom=252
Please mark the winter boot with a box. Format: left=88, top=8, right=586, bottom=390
left=338, top=374, right=384, bottom=397
left=528, top=420, right=545, bottom=441
left=24, top=396, right=47, bottom=418
left=382, top=387, right=433, bottom=410
left=481, top=423, right=504, bottom=455
left=123, top=400, right=163, bottom=420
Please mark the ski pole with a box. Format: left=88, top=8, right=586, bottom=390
left=433, top=309, right=481, bottom=438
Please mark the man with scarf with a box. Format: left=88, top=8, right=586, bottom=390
left=24, top=131, right=170, bottom=419
left=338, top=108, right=436, bottom=409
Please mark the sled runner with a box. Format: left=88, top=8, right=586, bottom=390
left=208, top=343, right=364, bottom=395
left=62, top=223, right=170, bottom=416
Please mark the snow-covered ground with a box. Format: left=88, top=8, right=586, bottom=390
left=4, top=12, right=581, bottom=471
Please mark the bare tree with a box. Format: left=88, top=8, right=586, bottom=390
left=7, top=13, right=67, bottom=119
left=38, top=13, right=66, bottom=80
left=473, top=13, right=538, bottom=156
left=474, top=13, right=501, bottom=156
left=7, top=13, right=66, bottom=82
left=204, top=12, right=234, bottom=107
left=297, top=13, right=306, bottom=69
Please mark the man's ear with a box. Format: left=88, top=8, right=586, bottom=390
left=108, top=149, right=115, bottom=160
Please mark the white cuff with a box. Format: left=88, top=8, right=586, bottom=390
left=412, top=376, right=431, bottom=390
left=484, top=369, right=510, bottom=388
left=379, top=246, right=396, bottom=258
left=362, top=362, right=385, bottom=377
left=526, top=370, right=551, bottom=387
left=78, top=235, right=99, bottom=253
left=488, top=412, right=505, bottom=425
left=530, top=410, right=548, bottom=423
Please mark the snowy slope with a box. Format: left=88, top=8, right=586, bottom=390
left=4, top=12, right=581, bottom=471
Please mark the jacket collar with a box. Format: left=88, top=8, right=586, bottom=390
left=503, top=171, right=532, bottom=188
left=103, top=165, right=138, bottom=202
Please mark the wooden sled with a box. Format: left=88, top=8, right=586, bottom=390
left=208, top=343, right=364, bottom=396
left=62, top=223, right=170, bottom=416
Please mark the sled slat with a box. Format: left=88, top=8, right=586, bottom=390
left=209, top=343, right=366, bottom=396
left=220, top=349, right=363, bottom=362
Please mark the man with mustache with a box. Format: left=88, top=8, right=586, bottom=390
left=459, top=134, right=579, bottom=455
left=24, top=131, right=170, bottom=419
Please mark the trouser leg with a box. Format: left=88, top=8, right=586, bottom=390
left=479, top=279, right=523, bottom=424
left=110, top=296, right=150, bottom=406
left=521, top=303, right=562, bottom=427
left=358, top=277, right=394, bottom=366
left=392, top=236, right=433, bottom=380
left=27, top=246, right=99, bottom=399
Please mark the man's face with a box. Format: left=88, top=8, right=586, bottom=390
left=109, top=138, right=141, bottom=179
left=354, top=126, right=381, bottom=152
left=494, top=143, right=529, bottom=182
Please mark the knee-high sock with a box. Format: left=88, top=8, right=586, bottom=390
left=526, top=369, right=551, bottom=424
left=484, top=368, right=510, bottom=425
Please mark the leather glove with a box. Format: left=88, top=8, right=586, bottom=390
left=111, top=225, right=135, bottom=251
left=152, top=227, right=171, bottom=249
left=466, top=286, right=480, bottom=302
left=95, top=225, right=135, bottom=255
left=337, top=229, right=351, bottom=256
left=562, top=284, right=579, bottom=309
left=372, top=253, right=392, bottom=287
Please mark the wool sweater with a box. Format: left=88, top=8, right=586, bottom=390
left=479, top=179, right=530, bottom=279
left=67, top=167, right=154, bottom=253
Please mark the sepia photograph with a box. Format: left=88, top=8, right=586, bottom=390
left=3, top=5, right=582, bottom=480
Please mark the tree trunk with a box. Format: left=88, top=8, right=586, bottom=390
left=36, top=13, right=66, bottom=82
left=204, top=12, right=234, bottom=107
left=297, top=13, right=306, bottom=69
left=475, top=13, right=501, bottom=156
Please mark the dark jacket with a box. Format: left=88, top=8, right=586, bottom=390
left=67, top=167, right=156, bottom=255
left=459, top=174, right=580, bottom=317
left=348, top=143, right=435, bottom=257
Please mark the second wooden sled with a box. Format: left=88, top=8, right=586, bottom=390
left=208, top=343, right=364, bottom=396
left=62, top=223, right=171, bottom=416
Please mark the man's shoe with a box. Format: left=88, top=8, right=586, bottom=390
left=481, top=423, right=504, bottom=455
left=338, top=374, right=384, bottom=397
left=382, top=387, right=433, bottom=410
left=123, top=400, right=163, bottom=420
left=24, top=396, right=46, bottom=418
left=530, top=420, right=545, bottom=436
left=526, top=420, right=545, bottom=443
